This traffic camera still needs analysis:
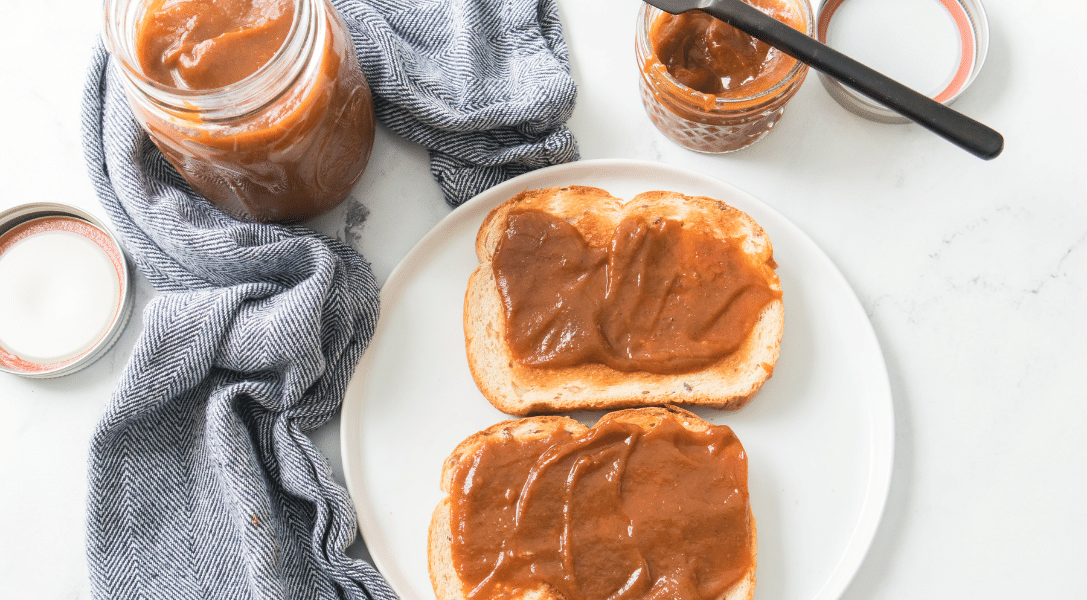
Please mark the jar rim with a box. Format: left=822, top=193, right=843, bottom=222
left=102, top=0, right=318, bottom=118
left=637, top=1, right=814, bottom=110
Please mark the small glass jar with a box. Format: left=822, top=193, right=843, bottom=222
left=103, top=0, right=375, bottom=223
left=636, top=1, right=813, bottom=154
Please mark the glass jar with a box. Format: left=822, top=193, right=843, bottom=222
left=635, top=1, right=813, bottom=154
left=103, top=0, right=375, bottom=223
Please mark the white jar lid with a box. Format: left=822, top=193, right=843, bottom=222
left=816, top=0, right=989, bottom=123
left=0, top=203, right=133, bottom=378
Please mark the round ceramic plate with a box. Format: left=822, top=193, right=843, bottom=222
left=341, top=159, right=894, bottom=600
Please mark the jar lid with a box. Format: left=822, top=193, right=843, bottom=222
left=816, top=0, right=989, bottom=123
left=0, top=203, right=133, bottom=378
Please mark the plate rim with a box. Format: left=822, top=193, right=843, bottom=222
left=341, top=158, right=895, bottom=600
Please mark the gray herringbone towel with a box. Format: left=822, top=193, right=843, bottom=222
left=81, top=1, right=577, bottom=599
left=345, top=0, right=579, bottom=206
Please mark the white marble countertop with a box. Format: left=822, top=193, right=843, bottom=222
left=2, top=0, right=1084, bottom=598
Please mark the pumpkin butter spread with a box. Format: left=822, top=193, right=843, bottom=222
left=448, top=414, right=753, bottom=600
left=136, top=0, right=296, bottom=90
left=648, top=1, right=806, bottom=98
left=492, top=209, right=781, bottom=374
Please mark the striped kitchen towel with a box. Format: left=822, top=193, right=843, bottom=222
left=80, top=1, right=577, bottom=599
left=344, top=0, right=580, bottom=206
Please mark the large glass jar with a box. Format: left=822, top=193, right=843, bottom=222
left=636, top=1, right=812, bottom=154
left=103, top=0, right=375, bottom=223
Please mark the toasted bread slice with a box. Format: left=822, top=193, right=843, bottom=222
left=428, top=415, right=583, bottom=600
left=428, top=406, right=756, bottom=600
left=464, top=186, right=783, bottom=416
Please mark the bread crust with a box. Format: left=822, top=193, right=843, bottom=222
left=464, top=186, right=784, bottom=416
left=428, top=407, right=757, bottom=600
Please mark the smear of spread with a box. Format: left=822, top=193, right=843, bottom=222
left=493, top=209, right=779, bottom=374
left=450, top=417, right=753, bottom=600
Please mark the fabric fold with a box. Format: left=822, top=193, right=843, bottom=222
left=341, top=0, right=580, bottom=205
left=85, top=42, right=395, bottom=599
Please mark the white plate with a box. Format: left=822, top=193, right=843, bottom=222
left=341, top=159, right=894, bottom=600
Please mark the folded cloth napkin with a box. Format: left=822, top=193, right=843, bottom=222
left=81, top=1, right=577, bottom=598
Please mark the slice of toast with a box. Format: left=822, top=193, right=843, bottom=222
left=464, top=186, right=783, bottom=416
left=428, top=406, right=756, bottom=600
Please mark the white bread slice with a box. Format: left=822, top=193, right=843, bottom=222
left=428, top=406, right=756, bottom=600
left=464, top=186, right=783, bottom=416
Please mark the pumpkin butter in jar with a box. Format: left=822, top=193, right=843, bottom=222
left=104, top=0, right=375, bottom=223
left=636, top=0, right=812, bottom=153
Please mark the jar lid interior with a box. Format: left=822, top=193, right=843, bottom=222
left=816, top=0, right=988, bottom=123
left=0, top=207, right=131, bottom=377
